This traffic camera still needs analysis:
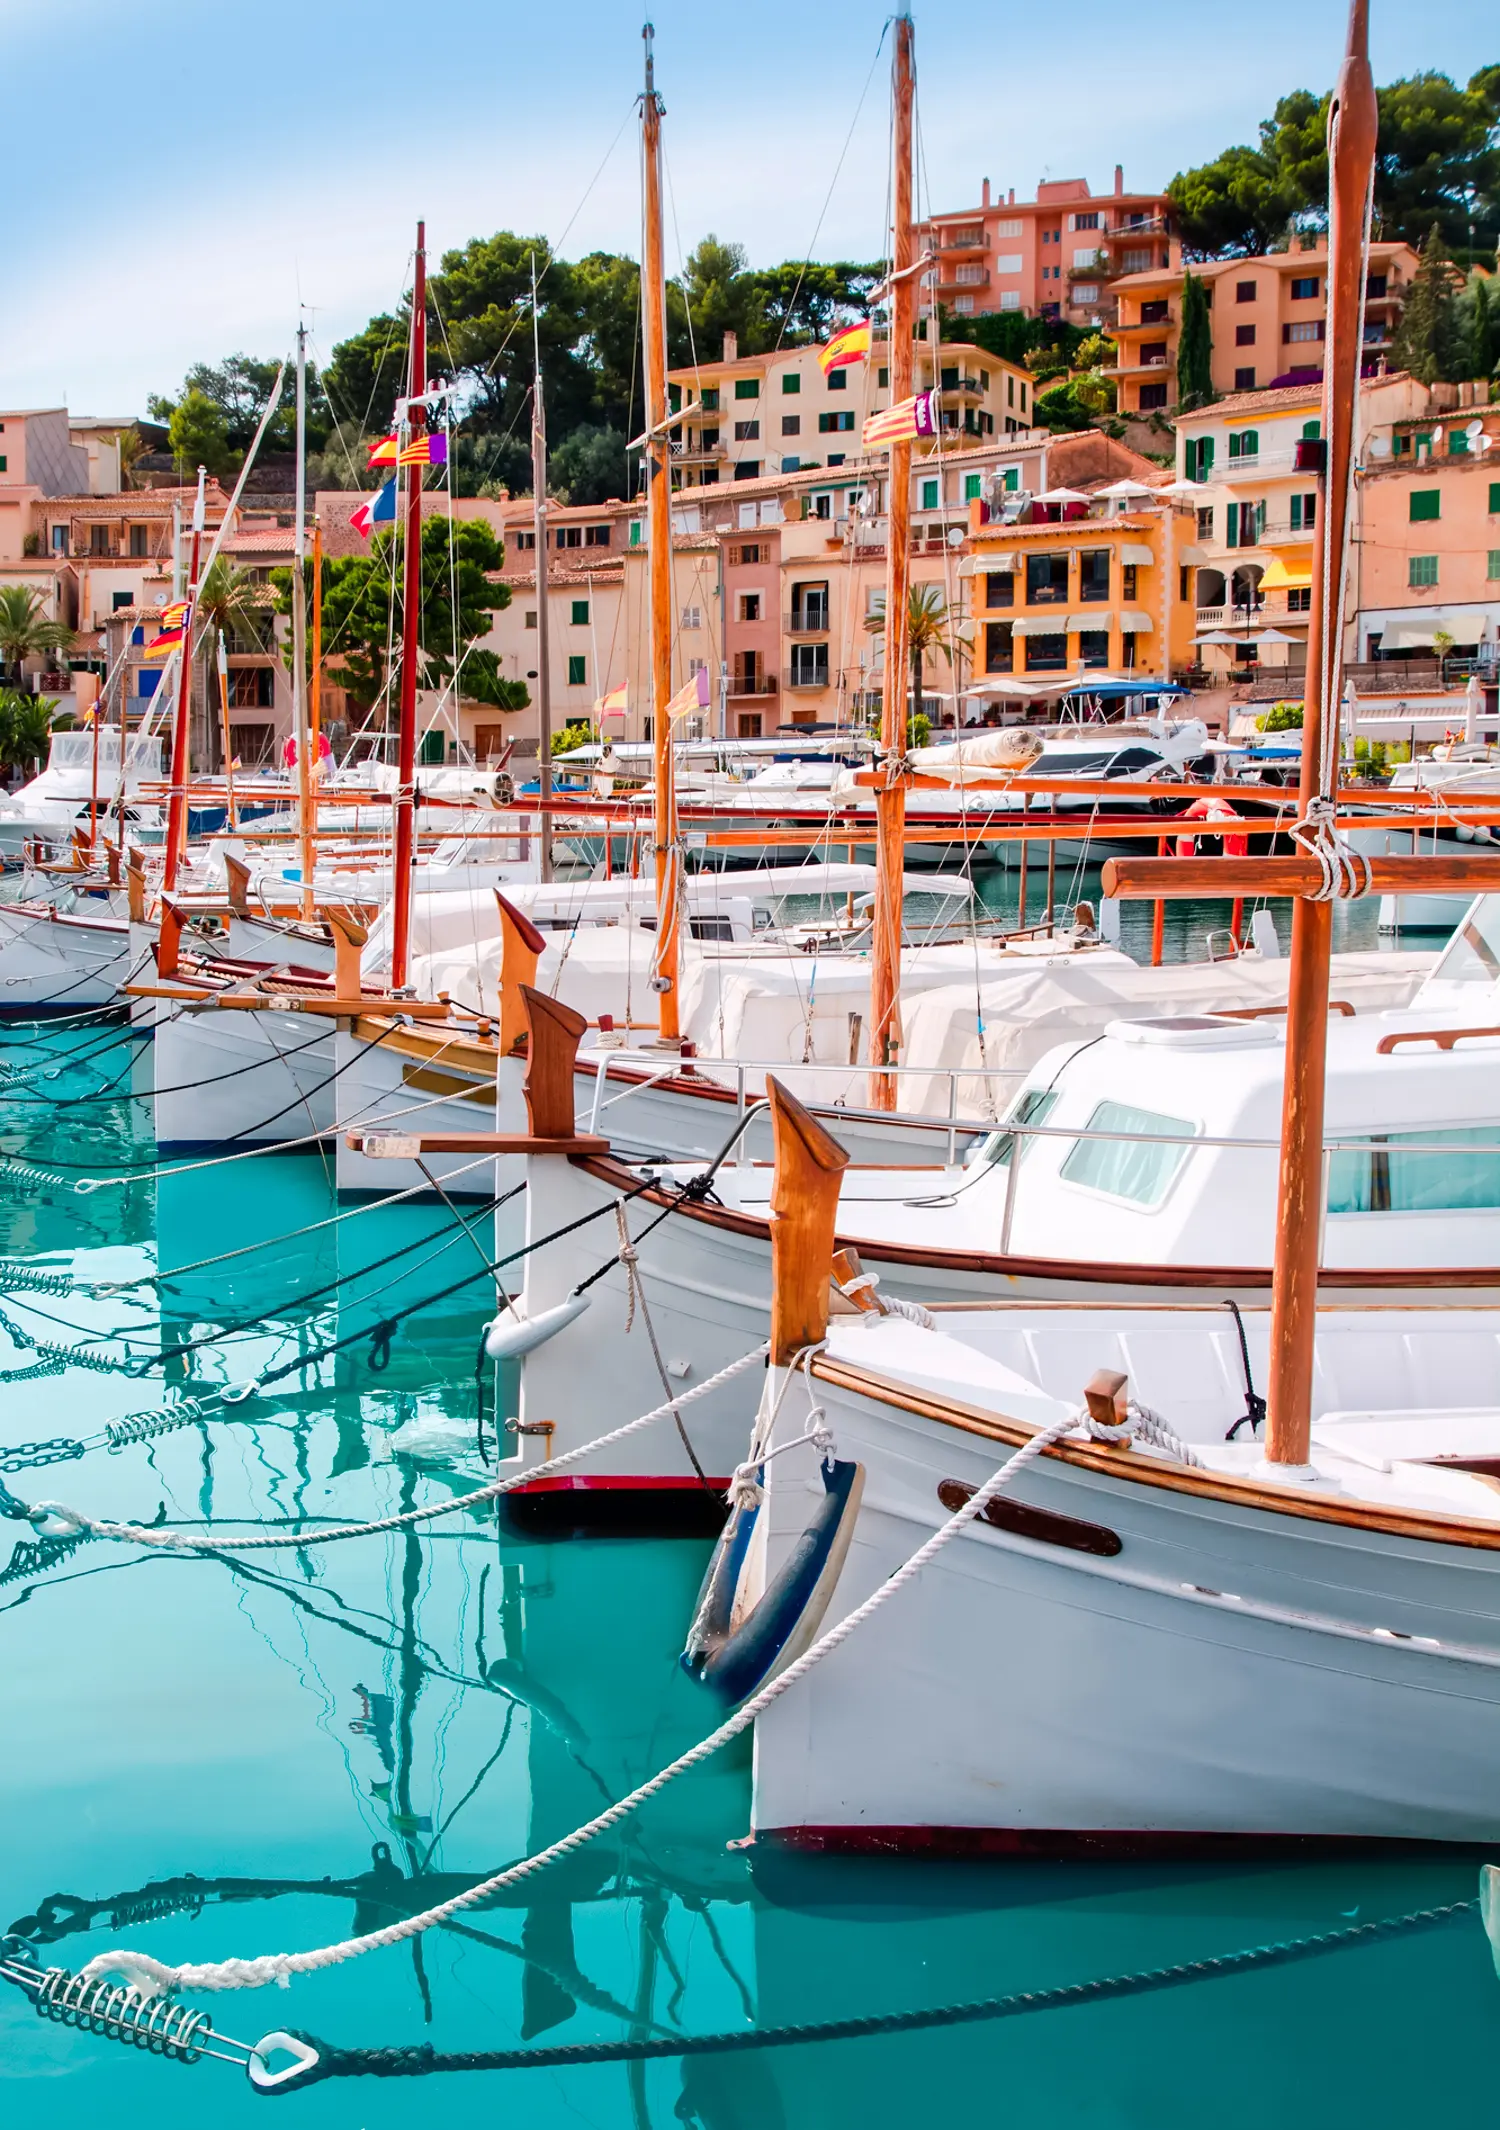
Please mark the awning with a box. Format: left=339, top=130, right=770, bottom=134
left=1258, top=550, right=1314, bottom=593
left=1177, top=545, right=1211, bottom=565
left=1011, top=614, right=1071, bottom=635
left=1117, top=543, right=1155, bottom=567
left=1069, top=613, right=1111, bottom=631
left=1117, top=610, right=1154, bottom=633
left=960, top=552, right=1015, bottom=576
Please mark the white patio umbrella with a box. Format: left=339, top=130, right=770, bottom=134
left=1095, top=478, right=1155, bottom=499
left=1153, top=478, right=1206, bottom=499
left=1034, top=487, right=1091, bottom=504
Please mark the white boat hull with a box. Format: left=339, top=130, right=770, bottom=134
left=152, top=1004, right=339, bottom=1154
left=0, top=900, right=133, bottom=1012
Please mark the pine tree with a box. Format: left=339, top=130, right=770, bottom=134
left=1176, top=272, right=1215, bottom=410
left=1464, top=271, right=1498, bottom=383
left=1391, top=224, right=1461, bottom=385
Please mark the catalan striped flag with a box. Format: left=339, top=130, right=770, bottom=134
left=819, top=321, right=872, bottom=375
left=397, top=431, right=449, bottom=467
left=594, top=682, right=628, bottom=722
left=664, top=667, right=711, bottom=722
left=141, top=599, right=191, bottom=660
left=861, top=388, right=937, bottom=449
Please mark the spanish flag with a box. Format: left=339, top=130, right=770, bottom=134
left=368, top=434, right=399, bottom=465
left=594, top=682, right=628, bottom=722
left=819, top=321, right=872, bottom=376
left=142, top=599, right=191, bottom=660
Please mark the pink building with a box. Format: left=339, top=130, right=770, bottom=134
left=920, top=171, right=1178, bottom=329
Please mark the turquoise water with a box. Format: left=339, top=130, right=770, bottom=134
left=1, top=1018, right=1497, bottom=2128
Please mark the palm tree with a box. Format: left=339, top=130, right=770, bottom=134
left=865, top=582, right=973, bottom=732
left=0, top=586, right=74, bottom=680
left=0, top=690, right=60, bottom=780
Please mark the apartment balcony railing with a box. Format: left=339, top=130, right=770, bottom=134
left=936, top=270, right=992, bottom=292
left=785, top=612, right=830, bottom=636
left=935, top=228, right=989, bottom=253
left=937, top=376, right=986, bottom=399
left=726, top=673, right=777, bottom=698
left=785, top=664, right=832, bottom=690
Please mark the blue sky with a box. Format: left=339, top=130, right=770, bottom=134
left=3, top=0, right=1494, bottom=419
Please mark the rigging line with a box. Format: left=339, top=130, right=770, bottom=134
left=772, top=17, right=892, bottom=357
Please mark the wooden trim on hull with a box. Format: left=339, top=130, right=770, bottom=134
left=812, top=1351, right=1500, bottom=1551
left=570, top=1150, right=1500, bottom=1296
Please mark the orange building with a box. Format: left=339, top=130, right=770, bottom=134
left=1112, top=240, right=1418, bottom=414
left=920, top=171, right=1177, bottom=328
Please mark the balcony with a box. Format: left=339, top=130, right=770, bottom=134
left=934, top=227, right=989, bottom=253
left=1067, top=251, right=1106, bottom=276
left=936, top=269, right=991, bottom=294
left=785, top=612, right=831, bottom=636
left=726, top=672, right=777, bottom=698
left=785, top=663, right=832, bottom=691
left=936, top=375, right=986, bottom=399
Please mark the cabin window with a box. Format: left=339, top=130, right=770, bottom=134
left=1326, top=1127, right=1500, bottom=1215
left=1060, top=1101, right=1195, bottom=1206
left=972, top=1088, right=1059, bottom=1169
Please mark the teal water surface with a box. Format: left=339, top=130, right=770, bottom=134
left=0, top=1014, right=1496, bottom=2130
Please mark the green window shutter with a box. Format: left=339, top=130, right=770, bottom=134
left=1489, top=482, right=1500, bottom=514
left=629, top=520, right=642, bottom=546
left=1409, top=490, right=1441, bottom=522
left=571, top=599, right=589, bottom=624
left=964, top=473, right=982, bottom=501
left=1245, top=430, right=1258, bottom=456
left=734, top=378, right=760, bottom=399
left=420, top=728, right=446, bottom=766
left=1004, top=468, right=1019, bottom=492
left=782, top=373, right=801, bottom=394
left=1302, top=420, right=1321, bottom=439
left=567, top=655, right=587, bottom=685
left=1488, top=551, right=1500, bottom=581
left=1255, top=499, right=1266, bottom=540
left=1290, top=495, right=1302, bottom=531
left=1408, top=555, right=1438, bottom=588
left=878, top=366, right=889, bottom=388
left=1449, top=429, right=1469, bottom=455
left=921, top=479, right=939, bottom=509
left=1226, top=508, right=1238, bottom=549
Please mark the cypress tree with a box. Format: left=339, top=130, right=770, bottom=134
left=1466, top=271, right=1498, bottom=383
left=1176, top=272, right=1215, bottom=410
left=1391, top=224, right=1461, bottom=384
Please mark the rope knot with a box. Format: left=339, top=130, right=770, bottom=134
left=1290, top=798, right=1373, bottom=902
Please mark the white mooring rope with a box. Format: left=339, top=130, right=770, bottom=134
left=80, top=1392, right=1106, bottom=2002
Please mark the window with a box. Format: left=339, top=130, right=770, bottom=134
left=1072, top=285, right=1100, bottom=305
left=513, top=528, right=536, bottom=549
left=1185, top=437, right=1215, bottom=482
left=567, top=655, right=586, bottom=686
left=827, top=369, right=847, bottom=391
left=954, top=296, right=975, bottom=316
left=1490, top=552, right=1500, bottom=582
left=111, top=589, right=133, bottom=611
left=1060, top=1101, right=1194, bottom=1205
left=1236, top=280, right=1256, bottom=302
left=1283, top=321, right=1324, bottom=344
left=1078, top=630, right=1110, bottom=669
left=1227, top=429, right=1259, bottom=459
left=985, top=571, right=1014, bottom=609
left=781, top=373, right=801, bottom=395
left=790, top=642, right=829, bottom=687
left=1366, top=275, right=1387, bottom=299
left=1289, top=492, right=1316, bottom=531
left=629, top=520, right=643, bottom=546
left=781, top=414, right=800, bottom=436
left=1234, top=368, right=1256, bottom=391
left=964, top=473, right=982, bottom=502
left=1490, top=483, right=1500, bottom=514
left=1235, top=324, right=1256, bottom=347
left=137, top=668, right=160, bottom=698
left=1409, top=490, right=1441, bottom=523
left=585, top=524, right=611, bottom=546
left=129, top=525, right=148, bottom=558
left=1286, top=585, right=1312, bottom=612
left=1139, top=382, right=1168, bottom=411
left=920, top=478, right=939, bottom=510
left=681, top=605, right=702, bottom=629
left=0, top=456, right=6, bottom=473
left=1072, top=211, right=1100, bottom=231
left=818, top=411, right=855, bottom=433
left=994, top=219, right=1023, bottom=238
left=984, top=621, right=1014, bottom=672
left=878, top=366, right=890, bottom=388
left=781, top=456, right=800, bottom=472
left=734, top=378, right=760, bottom=399
left=1409, top=555, right=1438, bottom=587
left=736, top=543, right=760, bottom=564
left=791, top=582, right=829, bottom=631
left=1449, top=428, right=1470, bottom=456
left=995, top=255, right=1024, bottom=275
left=1078, top=549, right=1110, bottom=602
left=1122, top=563, right=1138, bottom=600
left=524, top=609, right=537, bottom=629
left=1001, top=467, right=1020, bottom=491
left=1327, top=1128, right=1500, bottom=1216
left=556, top=526, right=581, bottom=548
left=570, top=599, right=589, bottom=625
left=1289, top=276, right=1320, bottom=300
left=1225, top=502, right=1263, bottom=548
left=1026, top=552, right=1068, bottom=604
left=734, top=420, right=760, bottom=441
left=739, top=593, right=761, bottom=621
left=1024, top=631, right=1068, bottom=672
left=734, top=462, right=760, bottom=480
left=1196, top=506, right=1214, bottom=537
left=90, top=524, right=110, bottom=555
left=700, top=387, right=720, bottom=412
left=1140, top=300, right=1170, bottom=324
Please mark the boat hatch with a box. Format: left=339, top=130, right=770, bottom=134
left=1105, top=1015, right=1282, bottom=1049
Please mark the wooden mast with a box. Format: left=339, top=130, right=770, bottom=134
left=310, top=516, right=323, bottom=773
left=215, top=631, right=237, bottom=830
left=1264, top=0, right=1376, bottom=1470
left=291, top=318, right=316, bottom=917
left=641, top=21, right=681, bottom=1046
left=389, top=221, right=427, bottom=992
left=530, top=253, right=554, bottom=884
left=868, top=10, right=916, bottom=1111
left=161, top=466, right=206, bottom=894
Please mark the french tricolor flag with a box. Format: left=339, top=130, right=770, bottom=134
left=350, top=477, right=397, bottom=540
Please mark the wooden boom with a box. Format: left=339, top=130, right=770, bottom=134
left=1100, top=853, right=1500, bottom=900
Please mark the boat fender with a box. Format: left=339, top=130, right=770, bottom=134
left=680, top=1456, right=865, bottom=1706
left=483, top=1290, right=591, bottom=1362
